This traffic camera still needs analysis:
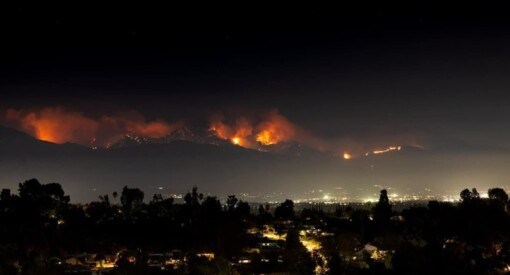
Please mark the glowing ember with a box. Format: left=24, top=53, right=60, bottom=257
left=231, top=137, right=241, bottom=145
left=343, top=152, right=352, bottom=160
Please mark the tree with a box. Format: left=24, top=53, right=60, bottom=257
left=148, top=195, right=174, bottom=218
left=373, top=189, right=392, bottom=223
left=235, top=200, right=250, bottom=218
left=18, top=179, right=68, bottom=203
left=17, top=179, right=69, bottom=218
left=471, top=188, right=480, bottom=199
left=184, top=186, right=203, bottom=206
left=18, top=178, right=44, bottom=201
left=275, top=199, right=295, bottom=219
left=460, top=188, right=472, bottom=202
left=201, top=196, right=222, bottom=214
left=225, top=195, right=250, bottom=217
left=0, top=189, right=11, bottom=201
left=99, top=194, right=110, bottom=205
left=284, top=228, right=315, bottom=274
left=86, top=201, right=114, bottom=222
left=43, top=183, right=68, bottom=203
left=258, top=205, right=266, bottom=215
left=379, top=189, right=390, bottom=205
left=120, top=186, right=144, bottom=211
left=152, top=193, right=163, bottom=203
left=460, top=188, right=481, bottom=203
left=226, top=195, right=238, bottom=212
left=257, top=204, right=272, bottom=222
left=488, top=188, right=508, bottom=204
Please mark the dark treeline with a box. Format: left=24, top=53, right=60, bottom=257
left=0, top=180, right=252, bottom=274
left=0, top=179, right=509, bottom=274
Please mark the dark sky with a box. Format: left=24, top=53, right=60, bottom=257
left=3, top=3, right=510, bottom=201
left=2, top=2, right=510, bottom=149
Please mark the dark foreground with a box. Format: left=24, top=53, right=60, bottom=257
left=1, top=179, right=509, bottom=274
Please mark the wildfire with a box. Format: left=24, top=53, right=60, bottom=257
left=2, top=106, right=418, bottom=157
left=231, top=137, right=241, bottom=145
left=209, top=122, right=231, bottom=140
left=365, top=146, right=402, bottom=156
left=256, top=130, right=276, bottom=145
left=1, top=107, right=181, bottom=147
left=209, top=110, right=296, bottom=148
left=343, top=152, right=352, bottom=160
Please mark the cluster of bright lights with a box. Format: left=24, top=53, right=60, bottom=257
left=262, top=225, right=286, bottom=241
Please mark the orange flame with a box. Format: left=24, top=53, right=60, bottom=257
left=365, top=146, right=402, bottom=156
left=256, top=130, right=275, bottom=145
left=231, top=137, right=241, bottom=145
left=255, top=111, right=295, bottom=145
left=209, top=110, right=295, bottom=148
left=343, top=152, right=352, bottom=160
left=2, top=107, right=422, bottom=156
left=209, top=115, right=256, bottom=147
left=2, top=107, right=181, bottom=147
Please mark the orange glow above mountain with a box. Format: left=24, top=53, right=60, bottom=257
left=209, top=123, right=230, bottom=140
left=256, top=130, right=277, bottom=145
left=35, top=127, right=58, bottom=143
left=255, top=111, right=295, bottom=145
left=1, top=107, right=420, bottom=157
left=1, top=107, right=181, bottom=146
left=366, top=146, right=402, bottom=156
left=231, top=137, right=241, bottom=145
left=209, top=110, right=296, bottom=148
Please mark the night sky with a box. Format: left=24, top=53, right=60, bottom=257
left=1, top=3, right=510, bottom=201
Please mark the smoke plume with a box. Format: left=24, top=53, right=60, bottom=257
left=2, top=107, right=181, bottom=147
left=1, top=106, right=423, bottom=157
